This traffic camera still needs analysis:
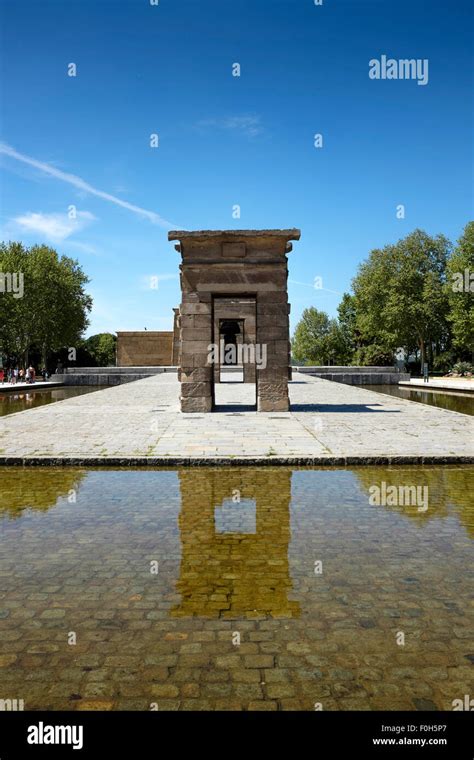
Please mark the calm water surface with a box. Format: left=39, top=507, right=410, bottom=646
left=370, top=384, right=474, bottom=416
left=0, top=386, right=107, bottom=416
left=0, top=467, right=472, bottom=711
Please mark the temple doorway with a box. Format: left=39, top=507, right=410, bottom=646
left=213, top=297, right=257, bottom=410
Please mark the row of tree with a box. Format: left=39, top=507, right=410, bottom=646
left=0, top=242, right=116, bottom=369
left=292, top=223, right=474, bottom=372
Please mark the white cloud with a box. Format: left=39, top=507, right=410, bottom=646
left=0, top=142, right=181, bottom=229
left=13, top=210, right=96, bottom=242
left=196, top=115, right=263, bottom=137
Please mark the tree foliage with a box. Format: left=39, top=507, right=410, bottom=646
left=446, top=222, right=474, bottom=358
left=81, top=333, right=117, bottom=366
left=0, top=241, right=92, bottom=365
left=351, top=230, right=452, bottom=366
left=337, top=293, right=360, bottom=363
left=291, top=307, right=347, bottom=365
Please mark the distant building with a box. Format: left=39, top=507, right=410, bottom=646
left=116, top=309, right=181, bottom=366
left=116, top=330, right=175, bottom=367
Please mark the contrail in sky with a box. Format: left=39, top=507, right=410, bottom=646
left=0, top=142, right=179, bottom=229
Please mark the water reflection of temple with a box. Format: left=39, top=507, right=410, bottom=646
left=172, top=469, right=300, bottom=618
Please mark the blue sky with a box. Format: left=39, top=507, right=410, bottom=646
left=0, top=0, right=472, bottom=336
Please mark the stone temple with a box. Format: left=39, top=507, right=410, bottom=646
left=169, top=229, right=301, bottom=413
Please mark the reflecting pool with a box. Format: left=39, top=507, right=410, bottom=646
left=0, top=467, right=472, bottom=711
left=370, top=384, right=474, bottom=416
left=0, top=386, right=107, bottom=417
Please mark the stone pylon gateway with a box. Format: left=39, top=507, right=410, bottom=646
left=168, top=229, right=301, bottom=412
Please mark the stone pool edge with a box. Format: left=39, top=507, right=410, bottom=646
left=0, top=454, right=473, bottom=467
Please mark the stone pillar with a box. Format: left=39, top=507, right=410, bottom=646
left=256, top=291, right=291, bottom=411
left=179, top=292, right=213, bottom=412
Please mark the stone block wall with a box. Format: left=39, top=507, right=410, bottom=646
left=116, top=331, right=173, bottom=367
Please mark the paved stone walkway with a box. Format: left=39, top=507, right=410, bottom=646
left=0, top=374, right=472, bottom=463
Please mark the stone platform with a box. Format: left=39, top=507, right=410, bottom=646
left=0, top=374, right=472, bottom=465
left=54, top=366, right=178, bottom=385
left=296, top=366, right=409, bottom=385
left=53, top=365, right=407, bottom=387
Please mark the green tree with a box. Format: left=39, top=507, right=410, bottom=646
left=351, top=229, right=451, bottom=368
left=292, top=307, right=344, bottom=365
left=337, top=292, right=358, bottom=363
left=0, top=241, right=92, bottom=367
left=0, top=242, right=31, bottom=361
left=446, top=221, right=474, bottom=360
left=81, top=333, right=117, bottom=366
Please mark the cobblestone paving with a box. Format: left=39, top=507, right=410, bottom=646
left=0, top=467, right=472, bottom=711
left=0, top=374, right=473, bottom=462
